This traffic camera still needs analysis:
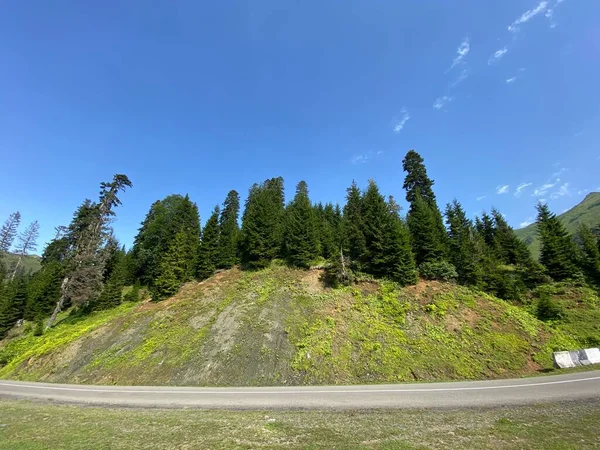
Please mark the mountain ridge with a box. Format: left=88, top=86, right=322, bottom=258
left=515, top=192, right=600, bottom=259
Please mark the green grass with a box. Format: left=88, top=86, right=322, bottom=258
left=0, top=399, right=599, bottom=449
left=515, top=191, right=600, bottom=259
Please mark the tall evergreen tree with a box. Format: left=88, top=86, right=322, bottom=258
left=577, top=224, right=600, bottom=286
left=445, top=200, right=481, bottom=286
left=0, top=277, right=27, bottom=338
left=407, top=193, right=446, bottom=265
left=198, top=206, right=221, bottom=279
left=47, top=174, right=132, bottom=329
left=342, top=181, right=366, bottom=269
left=152, top=231, right=189, bottom=300
left=284, top=181, right=319, bottom=268
left=131, top=194, right=200, bottom=285
left=402, top=150, right=447, bottom=264
left=361, top=180, right=417, bottom=284
left=217, top=190, right=240, bottom=269
left=536, top=202, right=580, bottom=281
left=240, top=178, right=286, bottom=268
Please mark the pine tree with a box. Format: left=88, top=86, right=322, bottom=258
left=361, top=180, right=417, bottom=284
left=240, top=178, right=286, bottom=268
left=284, top=181, right=319, bottom=268
left=94, top=242, right=127, bottom=310
left=0, top=212, right=21, bottom=252
left=577, top=224, right=600, bottom=286
left=217, top=190, right=240, bottom=269
left=152, top=231, right=189, bottom=300
left=342, top=181, right=366, bottom=269
left=407, top=193, right=446, bottom=265
left=198, top=206, right=221, bottom=279
left=131, top=194, right=200, bottom=285
left=445, top=200, right=481, bottom=286
left=315, top=203, right=339, bottom=260
left=47, top=174, right=133, bottom=329
left=0, top=277, right=27, bottom=338
left=536, top=202, right=580, bottom=281
left=402, top=150, right=447, bottom=264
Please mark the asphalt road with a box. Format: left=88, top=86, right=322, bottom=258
left=1, top=371, right=599, bottom=409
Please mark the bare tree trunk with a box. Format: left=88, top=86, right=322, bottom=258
left=9, top=255, right=22, bottom=282
left=46, top=277, right=69, bottom=330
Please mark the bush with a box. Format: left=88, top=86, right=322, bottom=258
left=419, top=259, right=458, bottom=282
left=123, top=284, right=141, bottom=303
left=33, top=317, right=44, bottom=336
left=536, top=294, right=564, bottom=321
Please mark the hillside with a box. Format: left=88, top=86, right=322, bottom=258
left=1, top=265, right=594, bottom=386
left=1, top=253, right=42, bottom=276
left=516, top=192, right=600, bottom=259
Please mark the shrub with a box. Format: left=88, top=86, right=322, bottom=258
left=419, top=259, right=458, bottom=282
left=536, top=294, right=564, bottom=321
left=123, top=284, right=141, bottom=303
left=33, top=317, right=44, bottom=337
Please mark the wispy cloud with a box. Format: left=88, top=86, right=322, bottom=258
left=506, top=77, right=517, bottom=84
left=393, top=108, right=411, bottom=133
left=508, top=1, right=549, bottom=33
left=519, top=217, right=534, bottom=228
left=351, top=154, right=370, bottom=165
left=476, top=195, right=487, bottom=201
left=488, top=47, right=508, bottom=65
left=577, top=189, right=589, bottom=195
left=551, top=167, right=568, bottom=178
left=533, top=181, right=558, bottom=196
left=496, top=184, right=510, bottom=195
left=433, top=96, right=453, bottom=110
left=549, top=182, right=571, bottom=199
left=448, top=37, right=470, bottom=72
left=351, top=150, right=384, bottom=165
left=450, top=69, right=469, bottom=88
left=514, top=182, right=532, bottom=197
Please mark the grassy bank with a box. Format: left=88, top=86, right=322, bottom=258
left=0, top=399, right=599, bottom=449
left=0, top=265, right=596, bottom=386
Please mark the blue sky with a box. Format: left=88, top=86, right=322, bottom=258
left=1, top=0, right=599, bottom=250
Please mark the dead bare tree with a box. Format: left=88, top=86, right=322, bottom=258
left=0, top=212, right=21, bottom=253
left=46, top=174, right=132, bottom=329
left=10, top=221, right=40, bottom=281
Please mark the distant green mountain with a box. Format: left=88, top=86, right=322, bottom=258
left=515, top=192, right=600, bottom=259
left=0, top=253, right=42, bottom=277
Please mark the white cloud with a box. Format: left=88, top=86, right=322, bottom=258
left=476, top=195, right=487, bottom=201
left=448, top=37, right=470, bottom=71
left=450, top=69, right=469, bottom=88
left=533, top=181, right=558, bottom=196
left=433, top=96, right=453, bottom=110
left=496, top=184, right=510, bottom=195
left=551, top=167, right=568, bottom=178
left=519, top=217, right=534, bottom=228
left=514, top=182, right=532, bottom=197
left=352, top=150, right=384, bottom=164
left=488, top=47, right=508, bottom=65
left=351, top=154, right=370, bottom=165
left=506, top=77, right=517, bottom=84
left=549, top=182, right=571, bottom=200
left=393, top=108, right=411, bottom=133
left=577, top=189, right=589, bottom=195
left=508, top=1, right=549, bottom=32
